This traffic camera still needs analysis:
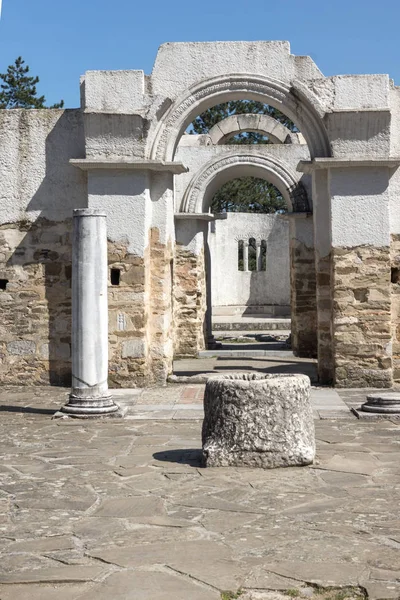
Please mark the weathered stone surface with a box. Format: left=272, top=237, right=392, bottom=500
left=0, top=387, right=400, bottom=597
left=332, top=246, right=393, bottom=388
left=173, top=244, right=206, bottom=358
left=121, top=338, right=146, bottom=358
left=94, top=495, right=165, bottom=518
left=290, top=218, right=317, bottom=360
left=7, top=340, right=36, bottom=355
left=76, top=570, right=219, bottom=600
left=391, top=234, right=400, bottom=386
left=362, top=391, right=400, bottom=414
left=0, top=566, right=105, bottom=584
left=202, top=373, right=315, bottom=468
left=0, top=584, right=93, bottom=600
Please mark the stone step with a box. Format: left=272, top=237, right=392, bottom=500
left=213, top=318, right=291, bottom=331
left=212, top=304, right=290, bottom=317
left=199, top=349, right=294, bottom=358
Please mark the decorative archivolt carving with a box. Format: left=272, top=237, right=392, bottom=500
left=150, top=74, right=330, bottom=161
left=181, top=152, right=311, bottom=214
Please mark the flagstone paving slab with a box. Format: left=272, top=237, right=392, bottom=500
left=76, top=569, right=220, bottom=600
left=0, top=583, right=94, bottom=600
left=0, top=386, right=400, bottom=598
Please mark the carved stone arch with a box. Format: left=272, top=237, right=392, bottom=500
left=208, top=113, right=305, bottom=145
left=149, top=74, right=331, bottom=161
left=180, top=152, right=311, bottom=214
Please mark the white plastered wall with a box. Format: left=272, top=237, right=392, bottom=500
left=209, top=213, right=290, bottom=311
left=330, top=167, right=391, bottom=248
left=0, top=109, right=86, bottom=224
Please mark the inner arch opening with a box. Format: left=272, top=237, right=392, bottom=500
left=211, top=176, right=287, bottom=214
left=198, top=159, right=296, bottom=213
left=207, top=173, right=291, bottom=350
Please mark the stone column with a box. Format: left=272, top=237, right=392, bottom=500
left=256, top=241, right=262, bottom=271
left=204, top=224, right=221, bottom=350
left=58, top=209, right=120, bottom=417
left=243, top=242, right=249, bottom=272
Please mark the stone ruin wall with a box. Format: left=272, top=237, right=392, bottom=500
left=290, top=236, right=317, bottom=359
left=332, top=246, right=392, bottom=388
left=0, top=222, right=171, bottom=388
left=173, top=244, right=207, bottom=358
left=0, top=109, right=174, bottom=388
left=0, top=110, right=84, bottom=386
left=390, top=234, right=400, bottom=384
left=1, top=42, right=400, bottom=389
left=0, top=219, right=72, bottom=385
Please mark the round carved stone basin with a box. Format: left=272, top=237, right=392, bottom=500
left=202, top=372, right=315, bottom=469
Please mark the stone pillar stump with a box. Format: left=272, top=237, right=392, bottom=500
left=202, top=373, right=315, bottom=468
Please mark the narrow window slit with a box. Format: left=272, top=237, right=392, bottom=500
left=261, top=240, right=267, bottom=271
left=248, top=238, right=256, bottom=271
left=0, top=279, right=8, bottom=290
left=111, top=268, right=121, bottom=286
left=391, top=267, right=400, bottom=284
left=238, top=240, right=244, bottom=271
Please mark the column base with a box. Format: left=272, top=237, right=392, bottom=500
left=361, top=392, right=400, bottom=414
left=54, top=393, right=125, bottom=419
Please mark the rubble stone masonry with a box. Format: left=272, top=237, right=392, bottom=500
left=0, top=219, right=72, bottom=386
left=173, top=245, right=207, bottom=357
left=333, top=246, right=392, bottom=388
left=390, top=235, right=400, bottom=384
left=0, top=222, right=175, bottom=388
left=108, top=229, right=174, bottom=388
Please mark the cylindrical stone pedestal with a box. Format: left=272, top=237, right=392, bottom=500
left=202, top=373, right=315, bottom=468
left=59, top=209, right=119, bottom=417
left=361, top=392, right=400, bottom=414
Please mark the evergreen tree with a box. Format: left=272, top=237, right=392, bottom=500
left=191, top=100, right=297, bottom=213
left=0, top=57, right=64, bottom=109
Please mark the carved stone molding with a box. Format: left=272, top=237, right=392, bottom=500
left=149, top=74, right=330, bottom=161
left=180, top=152, right=310, bottom=214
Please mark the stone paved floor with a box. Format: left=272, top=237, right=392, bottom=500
left=173, top=355, right=319, bottom=383
left=127, top=384, right=350, bottom=420
left=0, top=386, right=400, bottom=599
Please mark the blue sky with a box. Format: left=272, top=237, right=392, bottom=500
left=0, top=0, right=399, bottom=108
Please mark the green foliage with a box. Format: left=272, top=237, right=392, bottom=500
left=285, top=589, right=301, bottom=597
left=211, top=176, right=286, bottom=214
left=0, top=57, right=64, bottom=109
left=191, top=100, right=296, bottom=214
left=220, top=590, right=243, bottom=600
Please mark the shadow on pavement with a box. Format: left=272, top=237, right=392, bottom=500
left=0, top=405, right=56, bottom=415
left=153, top=448, right=203, bottom=467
